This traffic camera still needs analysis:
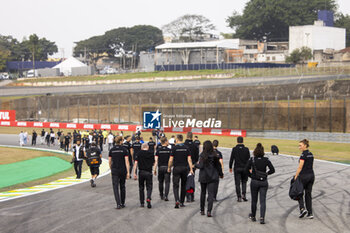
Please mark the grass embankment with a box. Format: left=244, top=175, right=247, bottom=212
left=12, top=67, right=350, bottom=85
left=1, top=126, right=349, bottom=164
left=0, top=147, right=88, bottom=192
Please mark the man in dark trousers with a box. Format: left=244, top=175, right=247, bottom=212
left=64, top=133, right=71, bottom=152
left=72, top=140, right=85, bottom=179
left=168, top=134, right=194, bottom=209
left=31, top=130, right=37, bottom=146
left=184, top=132, right=199, bottom=202
left=229, top=136, right=251, bottom=202
left=131, top=136, right=142, bottom=174
left=109, top=136, right=130, bottom=209
left=123, top=135, right=132, bottom=178
left=154, top=137, right=172, bottom=201
left=213, top=140, right=224, bottom=201
left=133, top=143, right=155, bottom=208
left=85, top=141, right=102, bottom=187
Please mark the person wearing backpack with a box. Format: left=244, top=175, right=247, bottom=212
left=245, top=143, right=275, bottom=224
left=294, top=139, right=315, bottom=219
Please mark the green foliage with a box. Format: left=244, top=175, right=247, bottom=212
left=162, top=14, right=216, bottom=42
left=335, top=13, right=350, bottom=47
left=227, top=0, right=337, bottom=40
left=0, top=34, right=57, bottom=64
left=286, top=47, right=313, bottom=64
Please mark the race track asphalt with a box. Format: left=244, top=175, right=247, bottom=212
left=0, top=74, right=349, bottom=96
left=0, top=134, right=349, bottom=233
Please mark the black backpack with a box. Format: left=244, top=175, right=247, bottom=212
left=271, top=145, right=279, bottom=155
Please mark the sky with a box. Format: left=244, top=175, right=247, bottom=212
left=1, top=0, right=350, bottom=58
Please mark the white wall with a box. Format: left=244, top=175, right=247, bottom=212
left=289, top=25, right=346, bottom=53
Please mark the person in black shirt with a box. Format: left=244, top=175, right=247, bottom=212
left=194, top=136, right=201, bottom=150
left=109, top=136, right=130, bottom=209
left=148, top=137, right=156, bottom=154
left=213, top=140, right=224, bottom=201
left=83, top=135, right=90, bottom=149
left=184, top=132, right=199, bottom=202
left=229, top=136, right=251, bottom=202
left=294, top=139, right=315, bottom=219
left=85, top=141, right=102, bottom=187
left=168, top=134, right=194, bottom=208
left=32, top=130, right=37, bottom=146
left=133, top=143, right=155, bottom=208
left=98, top=133, right=104, bottom=152
left=154, top=137, right=172, bottom=201
left=195, top=140, right=223, bottom=217
left=123, top=136, right=132, bottom=178
left=245, top=143, right=275, bottom=224
left=41, top=129, right=45, bottom=144
left=131, top=136, right=142, bottom=174
left=64, top=133, right=71, bottom=152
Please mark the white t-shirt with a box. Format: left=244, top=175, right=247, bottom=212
left=169, top=138, right=175, bottom=144
left=50, top=133, right=55, bottom=138
left=108, top=134, right=114, bottom=144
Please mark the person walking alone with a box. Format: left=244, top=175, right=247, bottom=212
left=294, top=139, right=315, bottom=219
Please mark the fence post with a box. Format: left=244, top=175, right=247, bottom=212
left=128, top=97, right=131, bottom=123
left=56, top=99, right=60, bottom=122
left=118, top=101, right=120, bottom=123
left=329, top=94, right=332, bottom=133
left=274, top=95, right=278, bottom=130
left=108, top=98, right=111, bottom=123
left=300, top=95, right=303, bottom=131
left=314, top=95, right=317, bottom=132
left=228, top=97, right=231, bottom=129
left=97, top=98, right=100, bottom=124
left=204, top=96, right=207, bottom=120
left=139, top=98, right=142, bottom=124
left=215, top=97, right=218, bottom=120
left=160, top=97, right=163, bottom=113
left=88, top=98, right=90, bottom=123
left=250, top=97, right=253, bottom=130
left=344, top=96, right=347, bottom=133
left=193, top=98, right=196, bottom=118
left=262, top=96, right=265, bottom=130
left=67, top=98, right=69, bottom=122
left=47, top=96, right=50, bottom=122
left=77, top=98, right=80, bottom=123
left=171, top=97, right=174, bottom=115
left=239, top=97, right=242, bottom=129
left=288, top=95, right=290, bottom=131
left=182, top=97, right=185, bottom=121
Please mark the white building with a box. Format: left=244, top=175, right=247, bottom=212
left=289, top=20, right=346, bottom=53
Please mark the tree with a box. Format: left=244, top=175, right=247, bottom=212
left=226, top=0, right=337, bottom=41
left=286, top=47, right=313, bottom=64
left=22, top=34, right=58, bottom=61
left=0, top=48, right=10, bottom=71
left=162, top=14, right=216, bottom=42
left=74, top=25, right=164, bottom=69
left=334, top=13, right=350, bottom=47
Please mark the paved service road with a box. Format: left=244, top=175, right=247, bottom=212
left=0, top=74, right=349, bottom=96
left=0, top=134, right=349, bottom=233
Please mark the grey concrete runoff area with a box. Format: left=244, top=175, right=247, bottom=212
left=247, top=131, right=350, bottom=144
left=0, top=74, right=349, bottom=97
left=0, top=134, right=349, bottom=233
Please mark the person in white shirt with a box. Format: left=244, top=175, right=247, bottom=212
left=19, top=131, right=24, bottom=146
left=108, top=133, right=114, bottom=151
left=50, top=131, right=55, bottom=145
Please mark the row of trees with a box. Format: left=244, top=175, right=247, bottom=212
left=0, top=34, right=57, bottom=71
left=226, top=0, right=350, bottom=47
